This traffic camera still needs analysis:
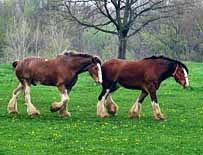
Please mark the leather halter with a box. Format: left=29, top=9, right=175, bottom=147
left=172, top=64, right=179, bottom=76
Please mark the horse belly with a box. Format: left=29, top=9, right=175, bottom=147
left=32, top=73, right=57, bottom=86
left=118, top=75, right=143, bottom=90
left=118, top=80, right=142, bottom=90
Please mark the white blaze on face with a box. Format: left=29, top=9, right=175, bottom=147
left=183, top=67, right=189, bottom=87
left=97, top=63, right=103, bottom=83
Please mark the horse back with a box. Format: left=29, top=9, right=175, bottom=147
left=102, top=59, right=147, bottom=79
left=102, top=59, right=167, bottom=90
left=14, top=57, right=73, bottom=86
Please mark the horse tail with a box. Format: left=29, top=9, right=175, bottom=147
left=12, top=61, right=18, bottom=69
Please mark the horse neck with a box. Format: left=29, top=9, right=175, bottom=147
left=75, top=56, right=92, bottom=74
left=158, top=60, right=176, bottom=81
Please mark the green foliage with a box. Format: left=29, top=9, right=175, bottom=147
left=24, top=1, right=36, bottom=17
left=0, top=31, right=5, bottom=52
left=139, top=24, right=188, bottom=59
left=0, top=17, right=6, bottom=61
left=83, top=29, right=117, bottom=59
left=0, top=62, right=203, bottom=154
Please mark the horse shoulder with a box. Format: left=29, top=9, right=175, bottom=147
left=102, top=59, right=125, bottom=81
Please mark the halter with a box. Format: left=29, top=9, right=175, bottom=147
left=172, top=64, right=179, bottom=76
left=172, top=64, right=189, bottom=87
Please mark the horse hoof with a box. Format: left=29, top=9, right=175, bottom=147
left=97, top=113, right=109, bottom=118
left=28, top=111, right=40, bottom=116
left=8, top=107, right=19, bottom=114
left=107, top=107, right=118, bottom=116
left=50, top=103, right=61, bottom=112
left=60, top=111, right=71, bottom=117
left=107, top=110, right=117, bottom=116
left=8, top=106, right=18, bottom=114
left=50, top=106, right=58, bottom=112
left=106, top=103, right=118, bottom=116
left=8, top=110, right=19, bottom=115
left=154, top=114, right=165, bottom=120
left=128, top=112, right=140, bottom=119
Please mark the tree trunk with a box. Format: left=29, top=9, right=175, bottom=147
left=118, top=35, right=127, bottom=59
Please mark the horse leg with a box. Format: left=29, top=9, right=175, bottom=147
left=97, top=89, right=110, bottom=118
left=24, top=81, right=40, bottom=116
left=105, top=94, right=118, bottom=116
left=128, top=90, right=148, bottom=119
left=149, top=90, right=164, bottom=120
left=7, top=83, right=24, bottom=114
left=50, top=85, right=70, bottom=117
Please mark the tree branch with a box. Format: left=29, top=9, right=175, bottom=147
left=64, top=1, right=117, bottom=35
left=128, top=15, right=173, bottom=38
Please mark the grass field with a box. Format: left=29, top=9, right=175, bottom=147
left=0, top=62, right=203, bottom=155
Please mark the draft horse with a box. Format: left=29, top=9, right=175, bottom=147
left=8, top=52, right=102, bottom=117
left=97, top=56, right=189, bottom=120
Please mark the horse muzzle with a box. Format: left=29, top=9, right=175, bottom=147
left=183, top=82, right=189, bottom=89
left=95, top=79, right=103, bottom=85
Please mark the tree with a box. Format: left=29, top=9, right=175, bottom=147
left=53, top=0, right=193, bottom=59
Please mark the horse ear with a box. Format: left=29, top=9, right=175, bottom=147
left=92, top=56, right=102, bottom=64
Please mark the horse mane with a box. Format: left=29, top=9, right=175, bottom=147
left=61, top=50, right=102, bottom=64
left=63, top=51, right=93, bottom=58
left=144, top=55, right=188, bottom=73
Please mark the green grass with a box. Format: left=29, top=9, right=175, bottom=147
left=0, top=62, right=203, bottom=155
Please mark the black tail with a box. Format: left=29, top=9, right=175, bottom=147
left=12, top=61, right=18, bottom=68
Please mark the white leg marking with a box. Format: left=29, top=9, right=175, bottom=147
left=8, top=84, right=23, bottom=113
left=129, top=99, right=141, bottom=118
left=151, top=101, right=164, bottom=120
left=61, top=90, right=69, bottom=103
left=183, top=68, right=189, bottom=87
left=97, top=89, right=109, bottom=117
left=59, top=90, right=71, bottom=117
left=24, top=82, right=40, bottom=115
left=105, top=94, right=118, bottom=115
left=97, top=63, right=103, bottom=83
left=133, top=101, right=141, bottom=113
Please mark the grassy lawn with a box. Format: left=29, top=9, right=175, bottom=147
left=0, top=62, right=203, bottom=155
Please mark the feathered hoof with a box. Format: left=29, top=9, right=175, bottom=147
left=8, top=107, right=19, bottom=115
left=59, top=111, right=71, bottom=117
left=128, top=111, right=140, bottom=119
left=50, top=102, right=61, bottom=112
left=97, top=112, right=109, bottom=118
left=28, top=110, right=40, bottom=116
left=106, top=104, right=118, bottom=116
left=154, top=113, right=165, bottom=120
left=8, top=110, right=19, bottom=115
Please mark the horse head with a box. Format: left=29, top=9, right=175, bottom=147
left=173, top=64, right=189, bottom=88
left=88, top=56, right=103, bottom=84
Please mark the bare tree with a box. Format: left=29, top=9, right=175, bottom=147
left=53, top=0, right=194, bottom=59
left=6, top=17, right=34, bottom=60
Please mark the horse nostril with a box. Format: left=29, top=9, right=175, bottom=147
left=97, top=79, right=102, bottom=84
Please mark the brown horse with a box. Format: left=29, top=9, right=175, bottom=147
left=97, top=56, right=189, bottom=120
left=8, top=52, right=102, bottom=117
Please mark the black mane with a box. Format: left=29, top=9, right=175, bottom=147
left=144, top=55, right=188, bottom=73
